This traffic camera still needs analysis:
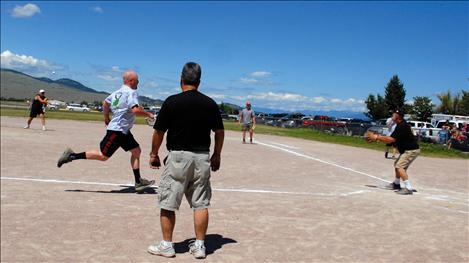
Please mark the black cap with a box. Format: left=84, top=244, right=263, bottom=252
left=393, top=109, right=405, bottom=117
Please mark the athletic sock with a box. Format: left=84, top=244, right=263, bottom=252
left=133, top=169, right=141, bottom=184
left=70, top=152, right=86, bottom=160
left=403, top=180, right=412, bottom=190
left=162, top=240, right=173, bottom=247
left=393, top=178, right=400, bottom=185
left=194, top=239, right=204, bottom=247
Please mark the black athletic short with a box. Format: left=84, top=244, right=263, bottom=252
left=30, top=109, right=44, bottom=118
left=99, top=130, right=139, bottom=157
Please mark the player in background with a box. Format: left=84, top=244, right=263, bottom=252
left=24, top=89, right=48, bottom=131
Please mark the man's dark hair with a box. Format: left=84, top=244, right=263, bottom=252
left=181, top=62, right=201, bottom=86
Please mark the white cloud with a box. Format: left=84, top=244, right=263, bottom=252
left=111, top=66, right=122, bottom=72
left=91, top=6, right=103, bottom=13
left=206, top=93, right=227, bottom=100
left=143, top=81, right=159, bottom=88
left=240, top=78, right=259, bottom=84
left=223, top=91, right=365, bottom=112
left=11, top=3, right=41, bottom=18
left=240, top=70, right=274, bottom=85
left=97, top=74, right=120, bottom=81
left=1, top=50, right=62, bottom=76
left=311, top=97, right=327, bottom=104
left=250, top=71, right=272, bottom=78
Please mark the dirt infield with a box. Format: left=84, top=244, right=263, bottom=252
left=1, top=116, right=468, bottom=262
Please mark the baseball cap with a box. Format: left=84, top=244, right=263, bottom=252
left=393, top=109, right=404, bottom=117
left=39, top=89, right=45, bottom=93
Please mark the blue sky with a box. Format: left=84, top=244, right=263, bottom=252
left=1, top=1, right=467, bottom=112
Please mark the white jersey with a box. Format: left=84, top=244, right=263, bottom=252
left=385, top=117, right=397, bottom=136
left=105, top=85, right=139, bottom=134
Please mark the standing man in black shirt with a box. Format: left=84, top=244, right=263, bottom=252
left=147, top=62, right=224, bottom=259
left=366, top=109, right=420, bottom=195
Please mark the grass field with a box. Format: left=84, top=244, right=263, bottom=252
left=1, top=106, right=467, bottom=159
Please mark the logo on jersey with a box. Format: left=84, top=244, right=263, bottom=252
left=112, top=92, right=123, bottom=108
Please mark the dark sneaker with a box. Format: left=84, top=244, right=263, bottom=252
left=396, top=188, right=413, bottom=195
left=189, top=241, right=206, bottom=259
left=135, top=178, right=155, bottom=192
left=148, top=241, right=175, bottom=258
left=57, top=148, right=74, bottom=168
left=382, top=183, right=401, bottom=190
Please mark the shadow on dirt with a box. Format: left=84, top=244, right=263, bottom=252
left=173, top=234, right=237, bottom=255
left=64, top=186, right=157, bottom=194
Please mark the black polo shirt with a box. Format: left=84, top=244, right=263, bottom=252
left=390, top=121, right=419, bottom=154
left=154, top=90, right=224, bottom=152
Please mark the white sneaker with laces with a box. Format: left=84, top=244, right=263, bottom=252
left=147, top=241, right=175, bottom=258
left=189, top=240, right=206, bottom=259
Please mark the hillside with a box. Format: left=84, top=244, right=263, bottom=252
left=0, top=69, right=163, bottom=105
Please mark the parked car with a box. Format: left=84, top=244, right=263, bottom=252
left=46, top=104, right=59, bottom=111
left=66, top=103, right=90, bottom=112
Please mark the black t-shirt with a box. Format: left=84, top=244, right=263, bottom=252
left=31, top=94, right=45, bottom=113
left=154, top=90, right=224, bottom=152
left=391, top=121, right=419, bottom=154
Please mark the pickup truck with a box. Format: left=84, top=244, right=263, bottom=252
left=66, top=103, right=90, bottom=112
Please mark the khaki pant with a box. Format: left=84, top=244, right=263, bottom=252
left=394, top=149, right=420, bottom=170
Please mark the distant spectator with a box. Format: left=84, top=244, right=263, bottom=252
left=448, top=128, right=466, bottom=150
left=462, top=122, right=468, bottom=135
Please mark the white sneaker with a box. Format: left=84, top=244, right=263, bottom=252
left=23, top=125, right=29, bottom=129
left=189, top=240, right=206, bottom=259
left=42, top=126, right=47, bottom=131
left=147, top=241, right=175, bottom=258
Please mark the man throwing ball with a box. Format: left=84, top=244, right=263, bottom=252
left=24, top=89, right=48, bottom=131
left=57, top=70, right=155, bottom=193
left=365, top=109, right=420, bottom=195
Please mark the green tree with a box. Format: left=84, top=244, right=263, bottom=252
left=436, top=91, right=462, bottom=114
left=384, top=75, right=406, bottom=112
left=364, top=94, right=387, bottom=120
left=411, top=96, right=433, bottom=121
left=459, top=90, right=469, bottom=115
left=80, top=100, right=88, bottom=106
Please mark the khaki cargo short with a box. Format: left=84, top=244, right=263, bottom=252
left=158, top=151, right=212, bottom=211
left=394, top=149, right=420, bottom=170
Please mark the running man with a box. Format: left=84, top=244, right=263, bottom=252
left=366, top=109, right=420, bottom=195
left=24, top=89, right=48, bottom=131
left=239, top=101, right=256, bottom=143
left=147, top=62, right=224, bottom=259
left=57, top=70, right=156, bottom=193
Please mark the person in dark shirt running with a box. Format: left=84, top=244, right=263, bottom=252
left=147, top=62, right=224, bottom=259
left=366, top=109, right=420, bottom=195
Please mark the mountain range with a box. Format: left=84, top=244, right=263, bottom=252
left=1, top=68, right=367, bottom=119
left=0, top=68, right=163, bottom=105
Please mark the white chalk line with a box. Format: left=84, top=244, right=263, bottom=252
left=253, top=139, right=390, bottom=183
left=228, top=136, right=469, bottom=213
left=0, top=176, right=370, bottom=197
left=263, top=141, right=300, bottom=150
